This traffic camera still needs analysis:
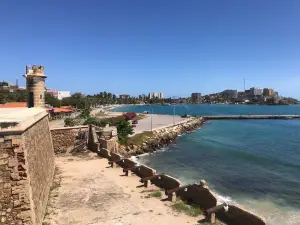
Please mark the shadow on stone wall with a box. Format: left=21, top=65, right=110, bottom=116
left=51, top=126, right=88, bottom=154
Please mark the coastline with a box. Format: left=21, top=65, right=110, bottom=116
left=119, top=116, right=204, bottom=156
left=106, top=104, right=300, bottom=225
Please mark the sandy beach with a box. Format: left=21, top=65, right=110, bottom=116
left=44, top=153, right=204, bottom=225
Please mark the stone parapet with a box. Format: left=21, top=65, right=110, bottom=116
left=51, top=126, right=88, bottom=154
left=0, top=112, right=55, bottom=224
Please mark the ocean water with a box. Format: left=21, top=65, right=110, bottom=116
left=111, top=104, right=300, bottom=116
left=113, top=105, right=300, bottom=225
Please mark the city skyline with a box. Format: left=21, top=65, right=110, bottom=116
left=1, top=1, right=300, bottom=98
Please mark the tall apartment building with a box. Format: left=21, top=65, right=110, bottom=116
left=119, top=94, right=130, bottom=104
left=250, top=87, right=263, bottom=96
left=148, top=92, right=164, bottom=99
left=191, top=93, right=201, bottom=104
left=263, top=88, right=275, bottom=97
left=222, top=90, right=238, bottom=99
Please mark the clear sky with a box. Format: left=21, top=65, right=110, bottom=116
left=1, top=0, right=300, bottom=98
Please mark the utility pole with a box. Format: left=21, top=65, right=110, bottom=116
left=244, top=78, right=246, bottom=91
left=172, top=96, right=176, bottom=126
left=150, top=107, right=153, bottom=131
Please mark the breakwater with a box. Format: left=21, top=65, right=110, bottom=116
left=202, top=115, right=300, bottom=120
left=121, top=117, right=203, bottom=156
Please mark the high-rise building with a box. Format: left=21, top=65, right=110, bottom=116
left=158, top=92, right=164, bottom=99
left=148, top=92, right=164, bottom=99
left=119, top=94, right=130, bottom=104
left=222, top=90, right=238, bottom=99
left=139, top=94, right=146, bottom=101
left=191, top=93, right=201, bottom=104
left=250, top=87, right=263, bottom=96
left=263, top=88, right=275, bottom=97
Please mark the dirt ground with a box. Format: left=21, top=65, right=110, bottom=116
left=43, top=153, right=204, bottom=225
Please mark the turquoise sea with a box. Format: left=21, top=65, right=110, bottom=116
left=112, top=104, right=300, bottom=225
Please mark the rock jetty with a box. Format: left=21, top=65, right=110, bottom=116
left=119, top=117, right=203, bottom=156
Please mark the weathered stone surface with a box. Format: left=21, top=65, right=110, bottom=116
left=0, top=115, right=55, bottom=225
left=13, top=200, right=21, bottom=207
left=51, top=126, right=88, bottom=154
left=23, top=116, right=55, bottom=225
left=8, top=158, right=18, bottom=167
left=0, top=159, right=8, bottom=165
left=11, top=173, right=20, bottom=181
left=0, top=153, right=9, bottom=159
left=1, top=216, right=6, bottom=222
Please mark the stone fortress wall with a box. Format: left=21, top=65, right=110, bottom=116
left=0, top=114, right=55, bottom=225
left=50, top=126, right=88, bottom=154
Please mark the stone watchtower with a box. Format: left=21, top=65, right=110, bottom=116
left=24, top=65, right=47, bottom=108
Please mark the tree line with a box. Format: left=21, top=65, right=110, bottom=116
left=0, top=90, right=133, bottom=108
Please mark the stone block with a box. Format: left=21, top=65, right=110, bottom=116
left=12, top=139, right=21, bottom=146
left=0, top=153, right=9, bottom=159
left=11, top=173, right=20, bottom=181
left=16, top=210, right=31, bottom=220
left=13, top=200, right=21, bottom=207
left=13, top=147, right=24, bottom=153
left=4, top=183, right=11, bottom=188
left=8, top=158, right=18, bottom=167
left=17, top=180, right=27, bottom=185
left=0, top=159, right=8, bottom=165
left=1, top=216, right=6, bottom=223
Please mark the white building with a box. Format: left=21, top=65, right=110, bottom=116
left=148, top=92, right=164, bottom=99
left=250, top=87, right=263, bottom=96
left=58, top=91, right=71, bottom=100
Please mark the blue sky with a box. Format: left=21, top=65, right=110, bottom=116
left=1, top=0, right=300, bottom=98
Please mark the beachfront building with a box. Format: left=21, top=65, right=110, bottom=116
left=250, top=87, right=263, bottom=96
left=148, top=92, right=164, bottom=100
left=0, top=80, right=26, bottom=93
left=58, top=91, right=71, bottom=100
left=46, top=88, right=58, bottom=98
left=139, top=94, right=146, bottom=101
left=222, top=89, right=238, bottom=99
left=263, top=88, right=275, bottom=97
left=191, top=93, right=201, bottom=104
left=119, top=94, right=130, bottom=104
left=46, top=89, right=71, bottom=99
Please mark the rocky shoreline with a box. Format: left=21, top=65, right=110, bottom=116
left=119, top=117, right=204, bottom=156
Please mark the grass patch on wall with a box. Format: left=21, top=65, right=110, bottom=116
left=150, top=190, right=162, bottom=198
left=171, top=200, right=202, bottom=217
left=141, top=189, right=163, bottom=199
left=129, top=131, right=154, bottom=146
